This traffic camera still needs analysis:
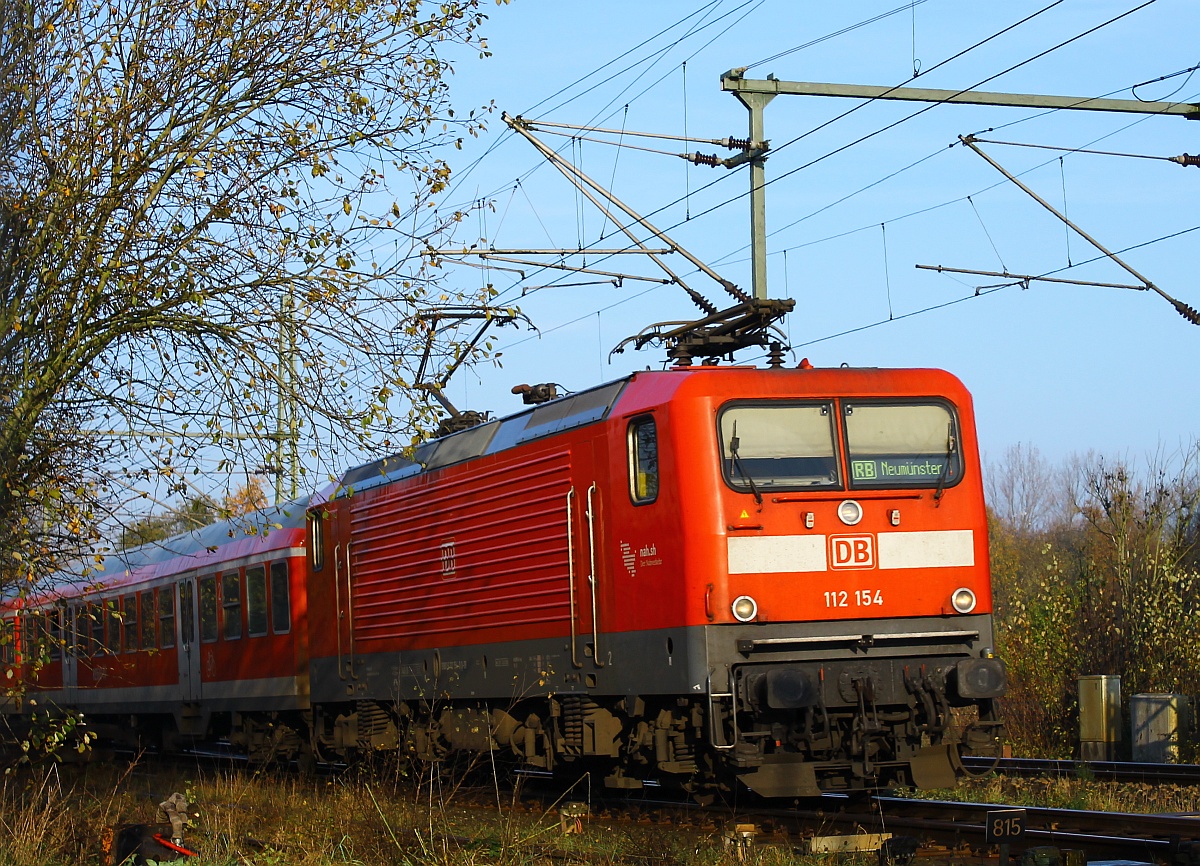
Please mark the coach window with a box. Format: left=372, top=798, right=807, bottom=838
left=122, top=595, right=137, bottom=653
left=718, top=402, right=840, bottom=492
left=88, top=604, right=104, bottom=656
left=628, top=417, right=659, bottom=504
left=139, top=590, right=156, bottom=649
left=843, top=401, right=960, bottom=490
left=222, top=571, right=242, bottom=640
left=105, top=599, right=122, bottom=653
left=159, top=588, right=175, bottom=650
left=74, top=605, right=90, bottom=655
left=18, top=614, right=32, bottom=662
left=0, top=616, right=13, bottom=665
left=270, top=561, right=291, bottom=634
left=246, top=566, right=268, bottom=637
left=308, top=511, right=325, bottom=571
left=199, top=576, right=218, bottom=643
left=47, top=609, right=62, bottom=661
left=66, top=606, right=79, bottom=656
left=180, top=581, right=195, bottom=647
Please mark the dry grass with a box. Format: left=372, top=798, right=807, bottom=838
left=7, top=758, right=1200, bottom=865
left=0, top=759, right=740, bottom=865
left=916, top=772, right=1200, bottom=814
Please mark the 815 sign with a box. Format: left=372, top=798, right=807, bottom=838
left=985, top=808, right=1026, bottom=843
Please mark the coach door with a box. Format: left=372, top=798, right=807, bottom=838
left=62, top=605, right=79, bottom=702
left=177, top=578, right=201, bottom=701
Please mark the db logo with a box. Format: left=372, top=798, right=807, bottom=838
left=830, top=534, right=875, bottom=569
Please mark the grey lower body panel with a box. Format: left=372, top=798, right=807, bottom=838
left=311, top=627, right=705, bottom=705
left=12, top=677, right=309, bottom=718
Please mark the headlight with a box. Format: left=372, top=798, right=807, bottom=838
left=951, top=587, right=976, bottom=614
left=731, top=595, right=758, bottom=622
left=837, top=500, right=863, bottom=526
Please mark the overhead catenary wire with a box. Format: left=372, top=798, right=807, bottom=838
left=493, top=219, right=1200, bottom=359
left=958, top=134, right=1200, bottom=325
left=965, top=137, right=1200, bottom=165
left=795, top=221, right=1200, bottom=348
left=439, top=0, right=1187, bottom=355
left=436, top=0, right=760, bottom=219
left=399, top=0, right=763, bottom=293
left=741, top=0, right=935, bottom=71
left=599, top=106, right=630, bottom=242
left=715, top=77, right=1198, bottom=270
left=677, top=0, right=1152, bottom=233
left=499, top=0, right=1084, bottom=296
left=446, top=0, right=1070, bottom=301
left=683, top=61, right=690, bottom=219
left=436, top=3, right=739, bottom=205
left=625, top=0, right=1077, bottom=245
left=1059, top=157, right=1072, bottom=266
left=881, top=223, right=894, bottom=319
left=512, top=126, right=730, bottom=162
left=968, top=195, right=1007, bottom=272
left=1132, top=61, right=1200, bottom=102
left=486, top=0, right=1089, bottom=309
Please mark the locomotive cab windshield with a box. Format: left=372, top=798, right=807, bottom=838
left=843, top=400, right=960, bottom=489
left=719, top=402, right=840, bottom=490
left=718, top=399, right=962, bottom=493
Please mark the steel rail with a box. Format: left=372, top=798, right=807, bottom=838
left=963, top=755, right=1200, bottom=785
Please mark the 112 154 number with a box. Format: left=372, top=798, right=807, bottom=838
left=823, top=589, right=883, bottom=607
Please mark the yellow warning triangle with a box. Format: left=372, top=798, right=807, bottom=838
left=739, top=510, right=750, bottom=519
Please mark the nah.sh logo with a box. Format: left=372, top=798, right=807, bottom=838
left=830, top=534, right=875, bottom=569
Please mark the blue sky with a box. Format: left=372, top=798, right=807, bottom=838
left=430, top=0, right=1199, bottom=466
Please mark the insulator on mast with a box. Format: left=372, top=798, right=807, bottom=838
left=1169, top=153, right=1200, bottom=167
left=685, top=151, right=721, bottom=167
left=1172, top=298, right=1200, bottom=325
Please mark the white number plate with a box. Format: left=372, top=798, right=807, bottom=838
left=823, top=589, right=883, bottom=608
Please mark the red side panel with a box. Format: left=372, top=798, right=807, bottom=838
left=341, top=444, right=578, bottom=652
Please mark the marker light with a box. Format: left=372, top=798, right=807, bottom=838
left=951, top=587, right=977, bottom=614
left=837, top=500, right=863, bottom=526
left=731, top=595, right=758, bottom=622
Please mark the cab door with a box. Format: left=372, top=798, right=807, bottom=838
left=177, top=578, right=201, bottom=701
left=568, top=436, right=612, bottom=673
left=329, top=506, right=356, bottom=681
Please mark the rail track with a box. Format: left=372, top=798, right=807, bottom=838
left=569, top=787, right=1200, bottom=862
left=827, top=796, right=1200, bottom=862
left=962, top=756, right=1200, bottom=786
left=67, top=747, right=1200, bottom=863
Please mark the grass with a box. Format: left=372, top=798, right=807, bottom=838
left=6, top=758, right=1200, bottom=866
left=0, top=758, right=816, bottom=866
left=911, top=773, right=1200, bottom=814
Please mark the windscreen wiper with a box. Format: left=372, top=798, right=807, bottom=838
left=729, top=422, right=763, bottom=506
left=933, top=423, right=956, bottom=505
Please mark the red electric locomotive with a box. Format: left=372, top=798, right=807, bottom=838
left=305, top=361, right=1005, bottom=797
left=1, top=360, right=1005, bottom=798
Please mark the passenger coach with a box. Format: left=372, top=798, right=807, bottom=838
left=1, top=506, right=311, bottom=759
